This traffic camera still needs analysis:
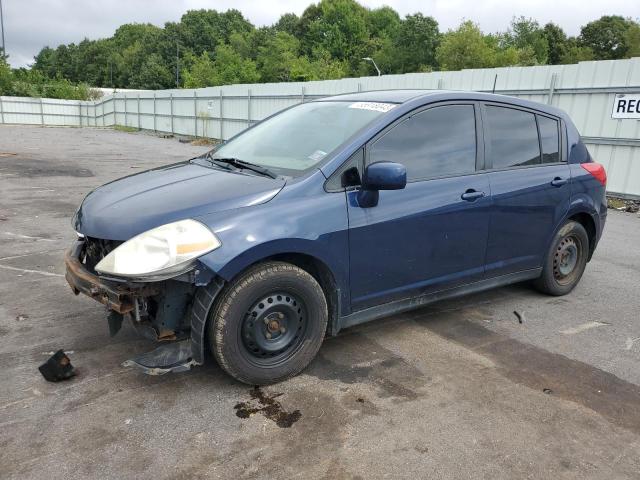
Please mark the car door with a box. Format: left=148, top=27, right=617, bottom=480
left=481, top=103, right=571, bottom=277
left=346, top=102, right=491, bottom=311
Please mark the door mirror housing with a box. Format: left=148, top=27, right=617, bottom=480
left=362, top=162, right=407, bottom=191
left=357, top=162, right=407, bottom=208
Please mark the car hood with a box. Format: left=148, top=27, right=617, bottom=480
left=74, top=160, right=285, bottom=240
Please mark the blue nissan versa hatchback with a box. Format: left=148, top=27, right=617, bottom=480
left=66, top=90, right=607, bottom=384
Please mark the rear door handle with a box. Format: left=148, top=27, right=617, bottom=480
left=460, top=189, right=486, bottom=201
left=551, top=177, right=568, bottom=187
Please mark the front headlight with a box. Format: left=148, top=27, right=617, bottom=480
left=95, top=219, right=221, bottom=279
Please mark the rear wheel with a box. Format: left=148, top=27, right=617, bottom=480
left=208, top=262, right=327, bottom=385
left=534, top=220, right=589, bottom=296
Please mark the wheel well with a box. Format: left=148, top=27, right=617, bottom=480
left=568, top=212, right=596, bottom=260
left=241, top=253, right=340, bottom=336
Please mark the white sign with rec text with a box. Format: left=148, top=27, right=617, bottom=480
left=611, top=93, right=640, bottom=119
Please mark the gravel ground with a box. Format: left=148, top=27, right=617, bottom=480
left=1, top=125, right=639, bottom=480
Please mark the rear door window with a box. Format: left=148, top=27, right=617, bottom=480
left=369, top=104, right=477, bottom=182
left=537, top=115, right=560, bottom=163
left=485, top=106, right=540, bottom=169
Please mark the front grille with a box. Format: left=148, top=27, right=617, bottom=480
left=82, top=237, right=123, bottom=274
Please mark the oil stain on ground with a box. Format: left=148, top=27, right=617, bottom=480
left=234, top=386, right=302, bottom=428
left=1, top=157, right=93, bottom=178
left=307, top=332, right=428, bottom=401
left=416, top=313, right=640, bottom=435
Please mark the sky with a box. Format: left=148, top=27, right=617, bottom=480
left=2, top=0, right=639, bottom=67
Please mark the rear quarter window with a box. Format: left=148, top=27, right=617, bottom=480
left=537, top=115, right=561, bottom=163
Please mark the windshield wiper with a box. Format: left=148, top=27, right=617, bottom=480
left=205, top=154, right=278, bottom=179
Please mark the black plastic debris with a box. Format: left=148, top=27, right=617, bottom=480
left=513, top=310, right=525, bottom=324
left=38, top=350, right=76, bottom=382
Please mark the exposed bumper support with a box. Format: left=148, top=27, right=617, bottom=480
left=65, top=239, right=225, bottom=375
left=64, top=240, right=160, bottom=314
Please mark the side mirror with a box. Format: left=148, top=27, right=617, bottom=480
left=362, top=162, right=407, bottom=191
left=357, top=162, right=407, bottom=208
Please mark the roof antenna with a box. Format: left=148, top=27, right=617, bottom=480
left=492, top=74, right=498, bottom=94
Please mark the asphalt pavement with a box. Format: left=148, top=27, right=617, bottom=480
left=1, top=125, right=639, bottom=479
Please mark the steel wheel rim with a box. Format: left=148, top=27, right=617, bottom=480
left=553, top=235, right=581, bottom=284
left=239, top=291, right=308, bottom=367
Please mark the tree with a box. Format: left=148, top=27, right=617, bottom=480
left=367, top=6, right=401, bottom=40
left=543, top=23, right=568, bottom=64
left=129, top=53, right=173, bottom=89
left=394, top=14, right=440, bottom=72
left=579, top=16, right=636, bottom=60
left=182, top=52, right=216, bottom=88
left=625, top=23, right=640, bottom=58
left=274, top=13, right=300, bottom=36
left=0, top=57, right=13, bottom=94
left=257, top=31, right=303, bottom=82
left=308, top=51, right=347, bottom=79
left=299, top=0, right=369, bottom=71
left=177, top=9, right=254, bottom=56
left=505, top=17, right=548, bottom=64
left=211, top=44, right=260, bottom=85
left=560, top=39, right=595, bottom=64
left=21, top=1, right=640, bottom=94
left=436, top=21, right=495, bottom=70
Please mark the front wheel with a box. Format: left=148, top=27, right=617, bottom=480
left=207, top=261, right=328, bottom=385
left=533, top=220, right=589, bottom=296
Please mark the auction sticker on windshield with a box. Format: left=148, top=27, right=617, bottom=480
left=348, top=102, right=396, bottom=113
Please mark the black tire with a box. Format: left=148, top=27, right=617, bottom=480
left=207, top=261, right=327, bottom=385
left=533, top=220, right=589, bottom=296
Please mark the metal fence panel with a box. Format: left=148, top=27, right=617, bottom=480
left=1, top=58, right=639, bottom=197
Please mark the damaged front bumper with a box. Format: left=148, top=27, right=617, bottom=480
left=64, top=241, right=160, bottom=314
left=64, top=239, right=223, bottom=375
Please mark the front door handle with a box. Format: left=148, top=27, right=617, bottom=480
left=461, top=189, right=486, bottom=201
left=551, top=177, right=568, bottom=187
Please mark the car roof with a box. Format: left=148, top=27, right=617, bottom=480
left=315, top=89, right=432, bottom=103
left=315, top=89, right=566, bottom=118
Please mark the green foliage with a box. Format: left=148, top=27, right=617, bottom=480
left=274, top=13, right=300, bottom=36
left=560, top=39, right=595, bottom=64
left=579, top=16, right=636, bottom=60
left=302, top=0, right=370, bottom=71
left=211, top=44, right=260, bottom=85
left=504, top=17, right=549, bottom=64
left=393, top=14, right=440, bottom=73
left=129, top=53, right=174, bottom=89
left=436, top=22, right=496, bottom=70
left=257, top=31, right=303, bottom=82
left=3, top=2, right=639, bottom=97
left=626, top=23, right=640, bottom=58
left=543, top=23, right=568, bottom=65
left=114, top=124, right=139, bottom=132
left=182, top=52, right=216, bottom=88
left=0, top=57, right=99, bottom=99
left=0, top=58, right=13, bottom=94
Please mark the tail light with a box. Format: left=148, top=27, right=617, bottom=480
left=581, top=162, right=607, bottom=186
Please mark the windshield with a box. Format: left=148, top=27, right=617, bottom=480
left=208, top=101, right=395, bottom=177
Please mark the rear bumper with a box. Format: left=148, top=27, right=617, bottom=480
left=64, top=240, right=159, bottom=314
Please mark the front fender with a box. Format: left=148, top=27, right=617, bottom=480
left=194, top=176, right=351, bottom=314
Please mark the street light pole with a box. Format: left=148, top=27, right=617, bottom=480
left=362, top=57, right=381, bottom=77
left=0, top=0, right=6, bottom=59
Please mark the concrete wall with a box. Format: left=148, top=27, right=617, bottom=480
left=1, top=57, right=639, bottom=197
